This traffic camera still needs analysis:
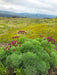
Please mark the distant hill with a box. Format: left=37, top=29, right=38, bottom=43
left=15, top=13, right=57, bottom=18
left=0, top=10, right=15, bottom=17
left=0, top=10, right=57, bottom=18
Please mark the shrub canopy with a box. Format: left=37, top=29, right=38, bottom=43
left=0, top=37, right=57, bottom=75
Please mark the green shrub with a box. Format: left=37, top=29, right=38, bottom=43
left=0, top=37, right=57, bottom=75
left=22, top=52, right=49, bottom=75
left=6, top=53, right=22, bottom=68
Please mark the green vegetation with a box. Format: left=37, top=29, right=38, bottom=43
left=0, top=37, right=57, bottom=75
left=0, top=17, right=57, bottom=75
left=0, top=17, right=57, bottom=43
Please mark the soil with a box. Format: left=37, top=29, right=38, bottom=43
left=0, top=42, right=8, bottom=47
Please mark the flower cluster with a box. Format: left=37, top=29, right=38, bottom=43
left=8, top=41, right=17, bottom=46
left=18, top=30, right=27, bottom=34
left=8, top=41, right=21, bottom=46
left=13, top=49, right=16, bottom=51
left=39, top=35, right=55, bottom=43
left=12, top=36, right=20, bottom=39
left=4, top=40, right=21, bottom=51
left=39, top=35, right=43, bottom=38
left=47, top=37, right=55, bottom=43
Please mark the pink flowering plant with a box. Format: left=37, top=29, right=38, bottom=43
left=18, top=30, right=27, bottom=34
left=0, top=36, right=57, bottom=75
left=39, top=35, right=55, bottom=44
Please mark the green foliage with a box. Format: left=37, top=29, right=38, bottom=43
left=20, top=41, right=34, bottom=53
left=16, top=67, right=25, bottom=75
left=0, top=37, right=57, bottom=75
left=18, top=37, right=30, bottom=44
left=0, top=62, right=7, bottom=75
left=0, top=50, right=6, bottom=64
left=24, top=66, right=37, bottom=75
left=6, top=53, right=22, bottom=68
left=22, top=52, right=49, bottom=75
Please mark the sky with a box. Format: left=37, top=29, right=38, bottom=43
left=0, top=0, right=57, bottom=15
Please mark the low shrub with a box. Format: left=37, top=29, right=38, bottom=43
left=0, top=37, right=57, bottom=75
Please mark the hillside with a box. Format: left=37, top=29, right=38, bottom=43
left=0, top=17, right=57, bottom=43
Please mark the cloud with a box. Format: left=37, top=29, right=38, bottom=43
left=0, top=0, right=57, bottom=15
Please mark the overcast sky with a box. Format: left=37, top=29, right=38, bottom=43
left=0, top=0, right=57, bottom=15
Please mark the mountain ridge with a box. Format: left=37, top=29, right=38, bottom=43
left=0, top=10, right=57, bottom=18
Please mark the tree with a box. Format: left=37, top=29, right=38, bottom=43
left=12, top=16, right=20, bottom=18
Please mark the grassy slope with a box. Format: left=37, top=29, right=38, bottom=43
left=0, top=17, right=57, bottom=43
